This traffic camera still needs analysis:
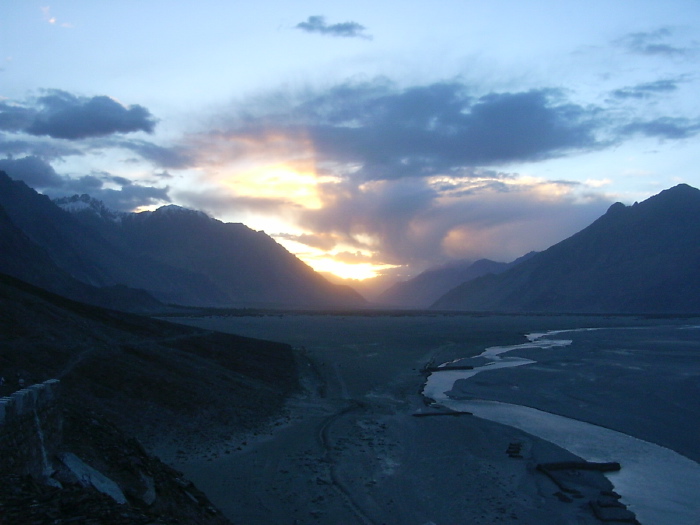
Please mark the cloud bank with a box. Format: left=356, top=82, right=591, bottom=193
left=0, top=155, right=170, bottom=211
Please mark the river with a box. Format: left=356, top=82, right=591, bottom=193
left=423, top=327, right=700, bottom=525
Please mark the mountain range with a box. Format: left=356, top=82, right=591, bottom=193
left=432, top=184, right=700, bottom=314
left=2, top=168, right=699, bottom=315
left=0, top=171, right=365, bottom=310
left=376, top=253, right=536, bottom=309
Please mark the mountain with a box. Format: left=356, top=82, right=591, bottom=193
left=0, top=171, right=365, bottom=309
left=377, top=254, right=535, bottom=308
left=113, top=203, right=365, bottom=308
left=0, top=198, right=161, bottom=312
left=0, top=173, right=226, bottom=308
left=432, top=184, right=700, bottom=314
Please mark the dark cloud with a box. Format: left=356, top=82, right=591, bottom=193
left=85, top=184, right=171, bottom=211
left=218, top=81, right=604, bottom=181
left=0, top=90, right=156, bottom=140
left=107, top=175, right=133, bottom=186
left=298, top=177, right=443, bottom=265
left=64, top=174, right=105, bottom=193
left=616, top=28, right=689, bottom=56
left=0, top=136, right=83, bottom=160
left=610, top=79, right=680, bottom=99
left=620, top=117, right=700, bottom=140
left=0, top=102, right=34, bottom=132
left=295, top=15, right=372, bottom=40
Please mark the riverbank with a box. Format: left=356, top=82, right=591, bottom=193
left=436, top=325, right=700, bottom=524
left=165, top=314, right=653, bottom=524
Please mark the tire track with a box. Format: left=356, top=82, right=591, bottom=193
left=316, top=400, right=377, bottom=525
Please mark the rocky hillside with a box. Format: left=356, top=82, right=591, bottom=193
left=0, top=271, right=300, bottom=447
left=0, top=270, right=303, bottom=522
left=432, top=184, right=700, bottom=314
left=0, top=198, right=162, bottom=313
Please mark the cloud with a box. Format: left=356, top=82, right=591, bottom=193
left=0, top=90, right=156, bottom=140
left=208, top=80, right=604, bottom=182
left=295, top=16, right=372, bottom=40
left=174, top=188, right=292, bottom=218
left=619, top=117, right=700, bottom=140
left=0, top=102, right=34, bottom=132
left=113, top=139, right=193, bottom=168
left=84, top=183, right=171, bottom=211
left=0, top=135, right=83, bottom=160
left=292, top=176, right=612, bottom=269
left=274, top=232, right=339, bottom=251
left=610, top=79, right=680, bottom=100
left=616, top=28, right=690, bottom=57
left=40, top=6, right=56, bottom=25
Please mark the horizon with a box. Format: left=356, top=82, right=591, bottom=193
left=2, top=1, right=699, bottom=282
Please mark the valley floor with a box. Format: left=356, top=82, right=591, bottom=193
left=160, top=313, right=682, bottom=524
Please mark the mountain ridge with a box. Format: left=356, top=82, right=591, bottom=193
left=432, top=183, right=700, bottom=314
left=376, top=253, right=535, bottom=308
left=0, top=170, right=365, bottom=310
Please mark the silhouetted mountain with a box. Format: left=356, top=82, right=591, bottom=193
left=0, top=174, right=226, bottom=308
left=0, top=199, right=161, bottom=312
left=432, top=184, right=700, bottom=314
left=114, top=204, right=366, bottom=308
left=0, top=171, right=365, bottom=309
left=377, top=254, right=535, bottom=308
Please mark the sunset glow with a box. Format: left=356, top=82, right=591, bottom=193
left=230, top=166, right=324, bottom=209
left=3, top=1, right=699, bottom=284
left=303, top=256, right=397, bottom=281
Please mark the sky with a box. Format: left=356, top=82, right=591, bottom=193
left=1, top=1, right=699, bottom=289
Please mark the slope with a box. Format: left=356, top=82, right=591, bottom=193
left=116, top=204, right=366, bottom=308
left=0, top=200, right=161, bottom=312
left=0, top=271, right=300, bottom=448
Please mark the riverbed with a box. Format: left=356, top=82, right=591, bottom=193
left=167, top=313, right=700, bottom=524
left=424, top=326, right=700, bottom=524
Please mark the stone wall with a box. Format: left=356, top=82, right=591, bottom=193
left=0, top=379, right=62, bottom=479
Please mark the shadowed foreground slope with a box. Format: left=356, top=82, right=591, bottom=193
left=0, top=272, right=300, bottom=523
